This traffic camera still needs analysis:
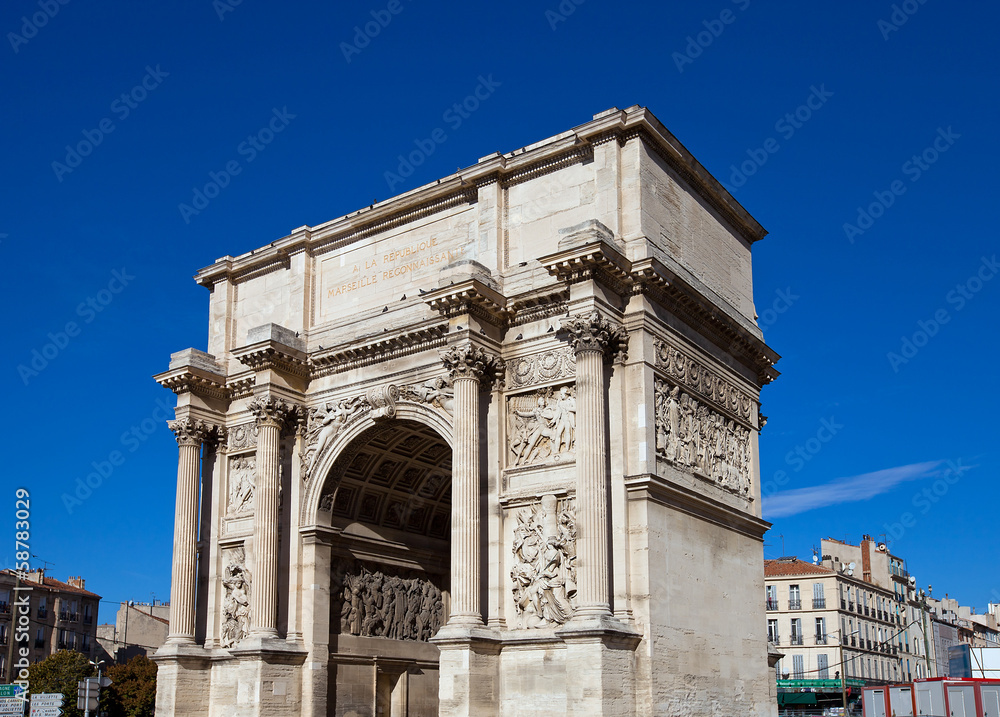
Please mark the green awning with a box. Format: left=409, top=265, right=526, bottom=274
left=778, top=692, right=818, bottom=705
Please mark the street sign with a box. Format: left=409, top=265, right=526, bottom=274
left=0, top=696, right=25, bottom=714
left=28, top=695, right=62, bottom=706
left=0, top=688, right=23, bottom=698
left=28, top=708, right=61, bottom=717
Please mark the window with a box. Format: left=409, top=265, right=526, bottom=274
left=789, top=585, right=801, bottom=610
left=791, top=618, right=803, bottom=645
left=818, top=654, right=829, bottom=680
left=766, top=585, right=778, bottom=610
left=815, top=617, right=826, bottom=643
left=792, top=654, right=804, bottom=679
left=37, top=596, right=47, bottom=618
left=0, top=623, right=7, bottom=645
left=83, top=603, right=93, bottom=624
left=813, top=582, right=826, bottom=609
left=35, top=627, right=44, bottom=648
left=768, top=619, right=778, bottom=644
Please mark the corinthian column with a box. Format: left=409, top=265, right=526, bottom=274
left=560, top=311, right=626, bottom=618
left=248, top=396, right=291, bottom=638
left=166, top=418, right=210, bottom=644
left=441, top=344, right=502, bottom=626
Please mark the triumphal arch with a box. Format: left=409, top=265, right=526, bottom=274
left=153, top=106, right=780, bottom=716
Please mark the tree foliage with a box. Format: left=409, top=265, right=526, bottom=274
left=26, top=650, right=94, bottom=717
left=102, top=654, right=157, bottom=717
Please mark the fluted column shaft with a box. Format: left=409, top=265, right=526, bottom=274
left=167, top=419, right=208, bottom=643
left=249, top=397, right=289, bottom=638
left=574, top=347, right=610, bottom=615
left=441, top=344, right=502, bottom=627
left=561, top=311, right=626, bottom=619
left=451, top=374, right=481, bottom=623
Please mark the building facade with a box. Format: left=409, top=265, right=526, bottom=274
left=0, top=569, right=101, bottom=680
left=153, top=106, right=780, bottom=716
left=96, top=601, right=170, bottom=663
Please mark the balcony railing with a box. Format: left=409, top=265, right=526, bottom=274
left=816, top=634, right=828, bottom=645
left=789, top=599, right=802, bottom=611
left=790, top=635, right=804, bottom=645
left=34, top=639, right=44, bottom=648
left=841, top=599, right=847, bottom=610
left=37, top=608, right=47, bottom=619
left=851, top=637, right=857, bottom=647
left=770, top=634, right=780, bottom=645
left=0, top=634, right=7, bottom=646
left=766, top=599, right=779, bottom=611
left=83, top=615, right=92, bottom=625
left=842, top=635, right=849, bottom=645
left=0, top=603, right=10, bottom=615
left=848, top=602, right=855, bottom=611
left=813, top=598, right=826, bottom=609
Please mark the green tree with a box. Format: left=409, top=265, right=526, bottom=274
left=26, top=650, right=95, bottom=717
left=102, top=655, right=156, bottom=717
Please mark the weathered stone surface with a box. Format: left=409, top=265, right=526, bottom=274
left=154, top=106, right=779, bottom=716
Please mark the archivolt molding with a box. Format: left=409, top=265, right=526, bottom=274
left=652, top=337, right=756, bottom=428
left=299, top=399, right=454, bottom=527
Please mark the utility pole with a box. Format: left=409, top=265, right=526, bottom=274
left=4, top=570, right=21, bottom=684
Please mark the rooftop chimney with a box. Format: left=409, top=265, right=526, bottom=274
left=67, top=576, right=85, bottom=589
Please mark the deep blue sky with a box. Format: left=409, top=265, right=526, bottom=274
left=2, top=1, right=997, bottom=623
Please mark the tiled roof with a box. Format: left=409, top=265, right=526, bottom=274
left=1, top=569, right=101, bottom=598
left=764, top=559, right=835, bottom=578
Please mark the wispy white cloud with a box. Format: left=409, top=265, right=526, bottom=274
left=763, top=461, right=945, bottom=518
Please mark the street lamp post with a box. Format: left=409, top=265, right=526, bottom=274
left=834, top=628, right=860, bottom=716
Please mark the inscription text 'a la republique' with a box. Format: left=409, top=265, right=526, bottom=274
left=328, top=237, right=461, bottom=298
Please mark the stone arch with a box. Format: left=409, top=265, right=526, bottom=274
left=300, top=401, right=454, bottom=528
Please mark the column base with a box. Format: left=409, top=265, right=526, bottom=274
left=555, top=616, right=642, bottom=716
left=152, top=643, right=212, bottom=717
left=430, top=625, right=502, bottom=717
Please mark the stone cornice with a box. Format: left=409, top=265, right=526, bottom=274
left=309, top=322, right=449, bottom=376
left=155, top=365, right=228, bottom=401
left=232, top=341, right=310, bottom=379
left=624, top=473, right=770, bottom=541
left=192, top=106, right=765, bottom=290
left=423, top=278, right=510, bottom=327
left=631, top=257, right=780, bottom=385
left=539, top=239, right=633, bottom=298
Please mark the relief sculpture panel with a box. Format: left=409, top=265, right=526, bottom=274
left=654, top=378, right=752, bottom=497
left=331, top=560, right=445, bottom=642
left=507, top=385, right=576, bottom=467
left=510, top=495, right=577, bottom=628
left=227, top=456, right=256, bottom=516
left=653, top=338, right=755, bottom=423
left=220, top=547, right=251, bottom=648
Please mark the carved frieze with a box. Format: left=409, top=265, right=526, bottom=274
left=506, top=348, right=576, bottom=389
left=653, top=338, right=755, bottom=425
left=331, top=560, right=444, bottom=641
left=654, top=378, right=752, bottom=497
left=510, top=495, right=577, bottom=628
left=227, top=456, right=256, bottom=516
left=227, top=422, right=258, bottom=451
left=220, top=547, right=251, bottom=648
left=507, top=385, right=576, bottom=467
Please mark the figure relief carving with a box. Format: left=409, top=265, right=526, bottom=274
left=560, top=310, right=628, bottom=362
left=653, top=338, right=755, bottom=423
left=510, top=495, right=577, bottom=628
left=401, top=376, right=455, bottom=415
left=507, top=386, right=576, bottom=467
left=506, top=348, right=576, bottom=389
left=227, top=456, right=256, bottom=516
left=220, top=548, right=251, bottom=648
left=331, top=560, right=444, bottom=642
left=299, top=396, right=368, bottom=479
left=168, top=418, right=211, bottom=446
left=654, top=378, right=752, bottom=497
left=441, top=343, right=504, bottom=386
left=228, top=423, right=259, bottom=451
left=248, top=395, right=292, bottom=427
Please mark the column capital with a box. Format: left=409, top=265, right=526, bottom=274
left=248, top=395, right=293, bottom=429
left=441, top=344, right=505, bottom=387
left=560, top=311, right=628, bottom=362
left=168, top=418, right=212, bottom=447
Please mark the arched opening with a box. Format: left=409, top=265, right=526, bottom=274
left=321, top=419, right=451, bottom=716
